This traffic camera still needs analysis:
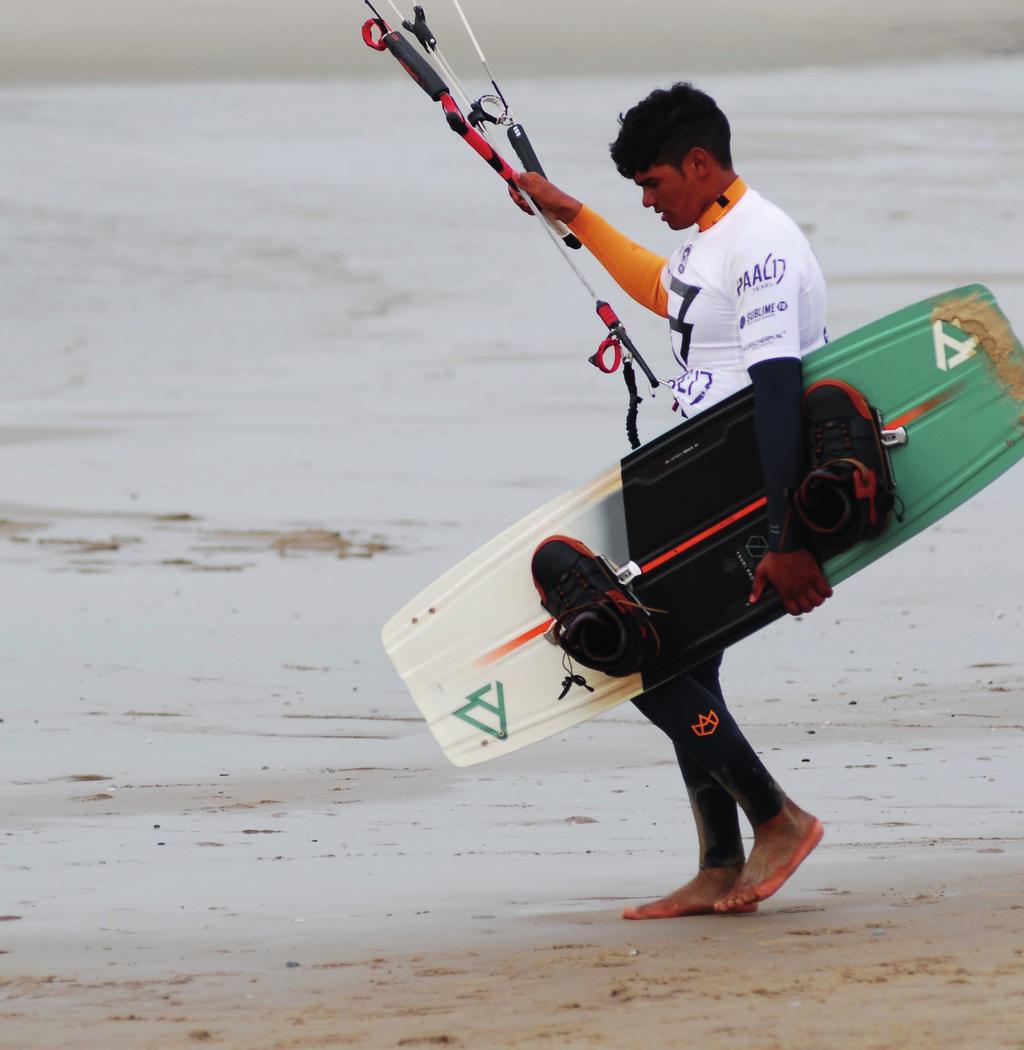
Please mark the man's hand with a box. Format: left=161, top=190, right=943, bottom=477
left=509, top=172, right=583, bottom=224
left=749, top=549, right=833, bottom=616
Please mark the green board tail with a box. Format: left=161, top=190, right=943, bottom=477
left=811, top=285, right=1024, bottom=585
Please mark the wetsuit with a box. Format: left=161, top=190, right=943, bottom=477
left=568, top=178, right=827, bottom=862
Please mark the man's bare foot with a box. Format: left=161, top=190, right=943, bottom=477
left=714, top=800, right=823, bottom=913
left=623, top=863, right=757, bottom=919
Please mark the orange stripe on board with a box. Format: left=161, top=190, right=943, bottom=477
left=642, top=496, right=769, bottom=573
left=475, top=498, right=768, bottom=668
left=477, top=617, right=554, bottom=669
left=475, top=383, right=961, bottom=671
left=887, top=387, right=957, bottom=431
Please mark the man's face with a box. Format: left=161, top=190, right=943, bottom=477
left=633, top=156, right=704, bottom=230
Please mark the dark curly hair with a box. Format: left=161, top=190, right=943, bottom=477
left=610, top=82, right=732, bottom=177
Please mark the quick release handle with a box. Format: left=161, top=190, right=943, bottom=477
left=507, top=125, right=582, bottom=251
left=596, top=301, right=620, bottom=330
left=595, top=301, right=659, bottom=391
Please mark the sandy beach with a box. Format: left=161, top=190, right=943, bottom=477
left=2, top=7, right=1024, bottom=1047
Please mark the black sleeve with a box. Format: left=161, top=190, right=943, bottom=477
left=748, top=357, right=805, bottom=553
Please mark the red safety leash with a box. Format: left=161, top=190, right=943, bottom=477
left=362, top=17, right=389, bottom=49
left=590, top=336, right=623, bottom=375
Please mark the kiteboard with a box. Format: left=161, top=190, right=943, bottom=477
left=382, top=285, right=1024, bottom=766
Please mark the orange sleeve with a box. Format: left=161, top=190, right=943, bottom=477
left=569, top=205, right=669, bottom=317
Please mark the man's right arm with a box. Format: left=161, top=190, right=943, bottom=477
left=512, top=172, right=668, bottom=318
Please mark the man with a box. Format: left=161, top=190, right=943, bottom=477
left=512, top=83, right=832, bottom=916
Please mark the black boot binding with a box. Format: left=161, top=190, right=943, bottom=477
left=531, top=535, right=660, bottom=678
left=793, top=379, right=897, bottom=559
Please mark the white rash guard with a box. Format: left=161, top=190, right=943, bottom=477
left=662, top=184, right=828, bottom=417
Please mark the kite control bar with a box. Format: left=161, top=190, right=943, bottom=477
left=360, top=0, right=660, bottom=450
left=363, top=14, right=520, bottom=186
left=362, top=3, right=581, bottom=248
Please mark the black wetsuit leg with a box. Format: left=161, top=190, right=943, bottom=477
left=633, top=654, right=785, bottom=855
left=634, top=654, right=743, bottom=868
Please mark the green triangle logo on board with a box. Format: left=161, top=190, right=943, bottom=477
left=454, top=682, right=508, bottom=740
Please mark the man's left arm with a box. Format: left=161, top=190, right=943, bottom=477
left=747, top=358, right=833, bottom=615
left=733, top=244, right=832, bottom=615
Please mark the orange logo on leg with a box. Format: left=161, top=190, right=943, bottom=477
left=691, top=710, right=720, bottom=737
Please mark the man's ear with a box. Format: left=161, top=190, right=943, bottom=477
left=687, top=147, right=713, bottom=179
